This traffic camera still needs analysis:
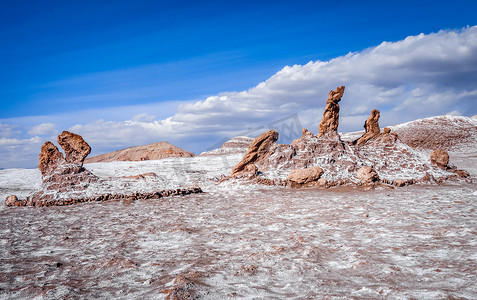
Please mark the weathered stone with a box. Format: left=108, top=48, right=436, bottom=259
left=393, top=179, right=407, bottom=187
left=287, top=166, right=324, bottom=184
left=57, top=131, right=91, bottom=166
left=383, top=127, right=391, bottom=134
left=430, top=149, right=449, bottom=170
left=5, top=195, right=18, bottom=206
left=317, top=177, right=328, bottom=187
left=231, top=130, right=279, bottom=176
left=38, top=142, right=65, bottom=176
left=318, top=86, right=345, bottom=137
left=356, top=109, right=381, bottom=145
left=357, top=166, right=379, bottom=184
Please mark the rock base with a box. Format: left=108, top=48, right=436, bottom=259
left=5, top=187, right=203, bottom=207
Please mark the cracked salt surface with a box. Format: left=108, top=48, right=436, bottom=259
left=0, top=151, right=476, bottom=299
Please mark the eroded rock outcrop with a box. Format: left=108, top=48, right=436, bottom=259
left=58, top=131, right=91, bottom=166
left=230, top=130, right=278, bottom=176
left=38, top=141, right=66, bottom=176
left=224, top=86, right=470, bottom=188
left=31, top=132, right=98, bottom=204
left=355, top=109, right=381, bottom=145
left=318, top=86, right=345, bottom=137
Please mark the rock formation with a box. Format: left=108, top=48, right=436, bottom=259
left=286, top=166, right=324, bottom=186
left=30, top=132, right=98, bottom=205
left=57, top=131, right=91, bottom=166
left=230, top=130, right=278, bottom=176
left=355, top=109, right=381, bottom=145
left=430, top=149, right=449, bottom=170
left=224, top=87, right=471, bottom=188
left=357, top=166, right=379, bottom=184
left=38, top=141, right=66, bottom=176
left=318, top=86, right=345, bottom=137
left=85, top=141, right=195, bottom=163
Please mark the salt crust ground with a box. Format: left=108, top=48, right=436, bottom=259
left=0, top=146, right=476, bottom=299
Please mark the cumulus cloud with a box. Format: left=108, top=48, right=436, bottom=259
left=0, top=137, right=44, bottom=169
left=0, top=123, right=20, bottom=138
left=28, top=122, right=58, bottom=136
left=2, top=26, right=477, bottom=168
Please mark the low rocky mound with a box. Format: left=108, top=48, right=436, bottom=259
left=389, top=115, right=477, bottom=152
left=200, top=136, right=254, bottom=156
left=85, top=141, right=195, bottom=163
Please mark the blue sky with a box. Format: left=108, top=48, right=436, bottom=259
left=1, top=0, right=477, bottom=168
left=2, top=0, right=476, bottom=117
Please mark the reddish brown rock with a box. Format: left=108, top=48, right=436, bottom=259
left=317, top=177, right=328, bottom=187
left=5, top=195, right=18, bottom=206
left=430, top=149, right=449, bottom=170
left=318, top=86, right=345, bottom=137
left=302, top=128, right=313, bottom=136
left=356, top=109, right=381, bottom=145
left=453, top=169, right=470, bottom=178
left=357, top=166, right=379, bottom=184
left=231, top=130, right=279, bottom=176
left=57, top=131, right=91, bottom=166
left=287, top=166, right=324, bottom=184
left=33, top=131, right=98, bottom=204
left=383, top=127, right=391, bottom=134
left=38, top=141, right=66, bottom=176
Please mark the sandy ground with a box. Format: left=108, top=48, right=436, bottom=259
left=0, top=182, right=476, bottom=299
left=0, top=151, right=476, bottom=299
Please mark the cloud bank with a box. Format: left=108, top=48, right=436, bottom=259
left=1, top=26, right=477, bottom=168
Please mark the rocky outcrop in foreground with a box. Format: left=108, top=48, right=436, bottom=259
left=6, top=132, right=203, bottom=207
left=228, top=86, right=471, bottom=188
left=85, top=141, right=194, bottom=163
left=32, top=131, right=99, bottom=203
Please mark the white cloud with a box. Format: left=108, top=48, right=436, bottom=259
left=28, top=122, right=58, bottom=136
left=0, top=137, right=44, bottom=169
left=2, top=26, right=477, bottom=168
left=0, top=123, right=20, bottom=138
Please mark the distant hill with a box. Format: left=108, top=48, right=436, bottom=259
left=389, top=115, right=477, bottom=152
left=85, top=141, right=195, bottom=163
left=200, top=136, right=254, bottom=156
